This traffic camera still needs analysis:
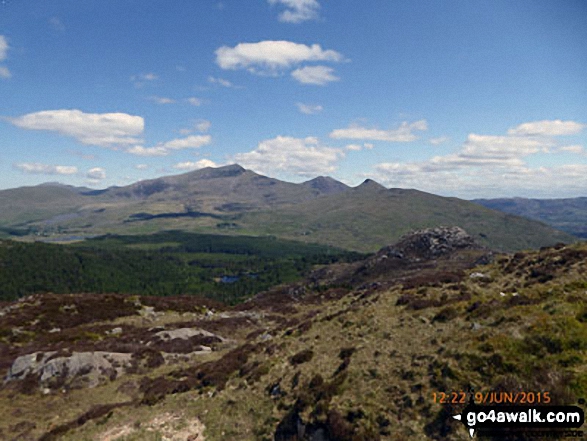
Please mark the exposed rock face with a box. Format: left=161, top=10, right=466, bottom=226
left=389, top=226, right=482, bottom=260
left=338, top=226, right=491, bottom=287
left=5, top=351, right=133, bottom=388
left=153, top=327, right=224, bottom=342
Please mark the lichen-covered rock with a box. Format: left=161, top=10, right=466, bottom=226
left=5, top=351, right=133, bottom=389
left=154, top=327, right=224, bottom=342
left=390, top=226, right=482, bottom=260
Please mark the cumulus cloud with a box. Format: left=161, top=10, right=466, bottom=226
left=126, top=146, right=168, bottom=157
left=268, top=0, right=320, bottom=23
left=291, top=65, right=339, bottom=85
left=330, top=120, right=428, bottom=142
left=429, top=136, right=449, bottom=145
left=215, top=40, right=343, bottom=73
left=345, top=143, right=373, bottom=151
left=173, top=159, right=218, bottom=171
left=296, top=103, right=323, bottom=114
left=195, top=119, right=211, bottom=132
left=373, top=161, right=587, bottom=198
left=0, top=35, right=8, bottom=61
left=508, top=120, right=585, bottom=137
left=149, top=96, right=176, bottom=105
left=86, top=167, right=106, bottom=180
left=0, top=66, right=10, bottom=79
left=233, top=136, right=344, bottom=177
left=0, top=35, right=10, bottom=79
left=49, top=17, right=65, bottom=32
left=130, top=73, right=158, bottom=88
left=208, top=76, right=235, bottom=87
left=14, top=163, right=78, bottom=175
left=369, top=119, right=587, bottom=198
left=186, top=97, right=203, bottom=106
left=126, top=135, right=212, bottom=157
left=559, top=145, right=584, bottom=154
left=10, top=109, right=144, bottom=147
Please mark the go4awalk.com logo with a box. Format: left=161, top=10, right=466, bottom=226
left=453, top=401, right=585, bottom=438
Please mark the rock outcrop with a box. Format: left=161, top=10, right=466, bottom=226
left=5, top=351, right=133, bottom=389
left=384, top=226, right=483, bottom=261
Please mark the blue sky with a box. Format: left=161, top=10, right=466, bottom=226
left=1, top=0, right=586, bottom=198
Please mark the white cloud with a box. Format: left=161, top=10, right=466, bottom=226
left=195, top=119, right=211, bottom=132
left=126, top=146, right=168, bottom=157
left=49, top=17, right=65, bottom=32
left=559, top=145, right=584, bottom=154
left=10, top=109, right=144, bottom=147
left=186, top=97, right=203, bottom=106
left=291, top=65, right=339, bottom=85
left=173, top=159, right=218, bottom=171
left=135, top=164, right=149, bottom=170
left=162, top=135, right=211, bottom=150
left=268, top=0, right=320, bottom=23
left=215, top=40, right=343, bottom=73
left=508, top=120, right=585, bottom=137
left=345, top=143, right=373, bottom=151
left=0, top=66, right=10, bottom=79
left=125, top=145, right=169, bottom=156
left=133, top=73, right=158, bottom=81
left=330, top=120, right=428, bottom=142
left=0, top=35, right=10, bottom=79
left=0, top=35, right=8, bottom=61
left=179, top=120, right=212, bottom=135
left=368, top=120, right=587, bottom=198
left=149, top=96, right=176, bottom=104
left=67, top=150, right=97, bottom=160
left=130, top=73, right=158, bottom=88
left=457, top=133, right=550, bottom=161
left=126, top=135, right=211, bottom=157
left=372, top=161, right=587, bottom=198
left=208, top=76, right=235, bottom=87
left=14, top=163, right=78, bottom=175
left=429, top=136, right=449, bottom=145
left=86, top=167, right=106, bottom=180
left=296, top=103, right=323, bottom=114
left=233, top=135, right=344, bottom=177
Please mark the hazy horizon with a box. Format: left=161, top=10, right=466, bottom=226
left=1, top=1, right=586, bottom=198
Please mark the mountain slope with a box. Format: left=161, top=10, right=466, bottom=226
left=240, top=183, right=576, bottom=252
left=0, top=165, right=577, bottom=251
left=474, top=197, right=587, bottom=238
left=1, top=229, right=585, bottom=440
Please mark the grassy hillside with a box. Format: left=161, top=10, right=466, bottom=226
left=474, top=197, right=587, bottom=239
left=240, top=184, right=577, bottom=252
left=1, top=234, right=585, bottom=440
left=0, top=165, right=577, bottom=253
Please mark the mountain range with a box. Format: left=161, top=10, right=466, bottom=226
left=474, top=197, right=587, bottom=239
left=0, top=164, right=578, bottom=252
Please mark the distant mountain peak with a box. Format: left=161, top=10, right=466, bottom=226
left=357, top=178, right=386, bottom=190
left=302, top=176, right=349, bottom=195
left=189, top=163, right=247, bottom=179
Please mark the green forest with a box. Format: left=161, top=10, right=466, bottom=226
left=0, top=231, right=365, bottom=304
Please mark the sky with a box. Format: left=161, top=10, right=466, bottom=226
left=1, top=0, right=586, bottom=198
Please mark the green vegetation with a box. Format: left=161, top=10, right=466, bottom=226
left=239, top=186, right=577, bottom=252
left=0, top=166, right=578, bottom=252
left=1, top=234, right=587, bottom=440
left=0, top=231, right=364, bottom=304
